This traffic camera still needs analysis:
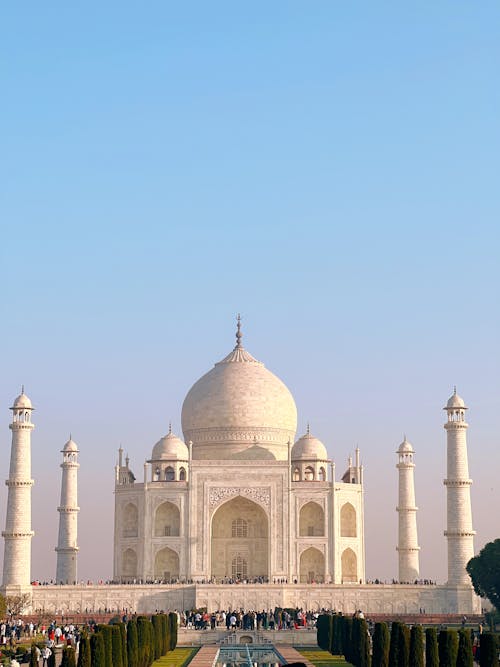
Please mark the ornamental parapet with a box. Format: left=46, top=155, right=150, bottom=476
left=9, top=423, right=35, bottom=431
left=2, top=530, right=34, bottom=538
left=444, top=530, right=476, bottom=537
left=5, top=479, right=34, bottom=487
left=55, top=546, right=79, bottom=552
left=443, top=479, right=472, bottom=487
left=57, top=506, right=80, bottom=513
left=396, top=546, right=420, bottom=551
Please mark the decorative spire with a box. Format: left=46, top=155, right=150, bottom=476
left=21, top=384, right=24, bottom=394
left=168, top=421, right=172, bottom=435
left=69, top=432, right=72, bottom=441
left=235, top=313, right=243, bottom=348
left=453, top=385, right=457, bottom=395
left=306, top=422, right=310, bottom=435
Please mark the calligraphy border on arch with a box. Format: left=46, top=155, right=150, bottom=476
left=209, top=486, right=271, bottom=510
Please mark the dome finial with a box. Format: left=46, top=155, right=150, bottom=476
left=21, top=384, right=24, bottom=394
left=453, top=385, right=457, bottom=395
left=306, top=422, right=310, bottom=435
left=235, top=313, right=243, bottom=348
left=168, top=421, right=172, bottom=435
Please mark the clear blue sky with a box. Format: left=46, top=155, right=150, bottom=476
left=1, top=2, right=499, bottom=583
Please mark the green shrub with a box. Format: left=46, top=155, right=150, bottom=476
left=90, top=632, right=106, bottom=667
left=331, top=614, right=343, bottom=656
left=342, top=617, right=353, bottom=663
left=119, top=624, right=127, bottom=667
left=151, top=616, right=162, bottom=660
left=136, top=616, right=152, bottom=667
left=398, top=624, right=410, bottom=667
left=111, top=625, right=123, bottom=667
left=97, top=625, right=113, bottom=667
left=424, top=627, right=438, bottom=667
left=316, top=614, right=331, bottom=651
left=61, top=647, right=76, bottom=667
left=456, top=628, right=473, bottom=667
left=388, top=621, right=402, bottom=667
left=479, top=632, right=499, bottom=667
left=372, top=622, right=389, bottom=667
left=409, top=625, right=424, bottom=667
left=126, top=619, right=139, bottom=667
left=168, top=613, right=177, bottom=652
left=77, top=632, right=91, bottom=667
left=438, top=629, right=458, bottom=667
left=161, top=615, right=169, bottom=656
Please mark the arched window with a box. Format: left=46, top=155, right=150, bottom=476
left=318, top=467, right=326, bottom=481
left=154, top=502, right=180, bottom=537
left=154, top=467, right=160, bottom=481
left=165, top=466, right=175, bottom=481
left=293, top=468, right=300, bottom=481
left=231, top=518, right=248, bottom=538
left=179, top=467, right=186, bottom=481
left=340, top=503, right=357, bottom=537
left=232, top=554, right=248, bottom=580
left=304, top=466, right=315, bottom=481
left=341, top=548, right=357, bottom=583
left=299, top=502, right=325, bottom=537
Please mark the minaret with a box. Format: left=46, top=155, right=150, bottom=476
left=55, top=436, right=80, bottom=584
left=396, top=436, right=420, bottom=582
left=444, top=389, right=475, bottom=586
left=2, top=388, right=35, bottom=593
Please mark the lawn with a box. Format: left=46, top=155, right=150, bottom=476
left=152, top=648, right=199, bottom=667
left=297, top=648, right=354, bottom=667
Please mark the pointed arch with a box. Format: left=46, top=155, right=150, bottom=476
left=299, top=547, right=325, bottom=583
left=154, top=501, right=180, bottom=537
left=154, top=547, right=179, bottom=580
left=340, top=502, right=357, bottom=537
left=122, top=503, right=138, bottom=538
left=299, top=501, right=325, bottom=536
left=341, top=548, right=357, bottom=583
left=122, top=548, right=137, bottom=579
left=211, top=495, right=268, bottom=580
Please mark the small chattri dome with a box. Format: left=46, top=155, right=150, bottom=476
left=63, top=437, right=79, bottom=453
left=292, top=430, right=328, bottom=461
left=151, top=428, right=189, bottom=461
left=12, top=389, right=32, bottom=410
left=445, top=388, right=467, bottom=410
left=397, top=437, right=414, bottom=454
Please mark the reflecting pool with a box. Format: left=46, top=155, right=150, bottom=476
left=216, top=645, right=283, bottom=667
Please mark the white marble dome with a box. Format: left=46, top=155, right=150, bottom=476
left=151, top=429, right=189, bottom=461
left=446, top=389, right=466, bottom=409
left=63, top=437, right=78, bottom=452
left=181, top=337, right=297, bottom=460
left=12, top=390, right=32, bottom=409
left=292, top=431, right=328, bottom=460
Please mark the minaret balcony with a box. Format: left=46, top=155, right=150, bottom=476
left=443, top=479, right=472, bottom=486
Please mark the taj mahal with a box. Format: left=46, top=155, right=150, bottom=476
left=1, top=318, right=481, bottom=615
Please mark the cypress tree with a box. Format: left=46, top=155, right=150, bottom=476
left=77, top=632, right=91, bottom=667
left=97, top=625, right=113, bottom=667
left=331, top=614, right=343, bottom=656
left=398, top=625, right=410, bottom=667
left=111, top=625, right=123, bottom=667
left=136, top=616, right=151, bottom=667
left=456, top=628, right=473, bottom=667
left=424, top=628, right=438, bottom=667
left=351, top=617, right=361, bottom=666
left=479, top=633, right=499, bottom=667
left=151, top=616, right=162, bottom=660
left=388, top=621, right=401, bottom=667
left=62, top=647, right=76, bottom=667
left=161, top=615, right=168, bottom=656
left=372, top=622, right=389, bottom=667
left=409, top=625, right=424, bottom=667
left=342, top=617, right=353, bottom=663
left=168, top=613, right=177, bottom=651
left=90, top=632, right=106, bottom=667
left=359, top=618, right=371, bottom=667
left=438, top=629, right=459, bottom=667
left=29, top=644, right=39, bottom=667
left=119, top=624, right=127, bottom=667
left=127, top=619, right=139, bottom=667
left=317, top=614, right=331, bottom=651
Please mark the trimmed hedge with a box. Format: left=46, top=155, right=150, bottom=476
left=438, top=629, right=458, bottom=667
left=409, top=625, right=424, bottom=667
left=425, top=627, right=438, bottom=667
left=372, top=622, right=389, bottom=667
